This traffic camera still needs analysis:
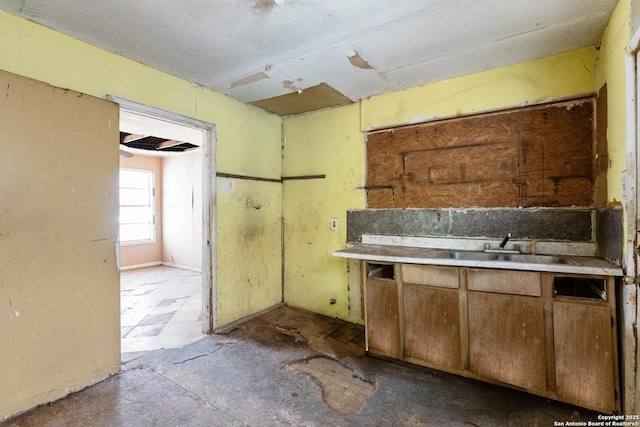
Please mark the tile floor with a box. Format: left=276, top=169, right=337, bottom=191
left=120, top=265, right=205, bottom=355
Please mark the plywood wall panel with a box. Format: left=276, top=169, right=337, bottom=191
left=366, top=100, right=594, bottom=208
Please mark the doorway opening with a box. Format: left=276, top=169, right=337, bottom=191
left=109, top=97, right=216, bottom=359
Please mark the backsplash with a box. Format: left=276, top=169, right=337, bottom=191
left=596, top=206, right=623, bottom=265
left=346, top=207, right=622, bottom=266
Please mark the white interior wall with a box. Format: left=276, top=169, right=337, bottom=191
left=162, top=150, right=203, bottom=271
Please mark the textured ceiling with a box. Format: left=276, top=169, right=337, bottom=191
left=0, top=0, right=618, bottom=115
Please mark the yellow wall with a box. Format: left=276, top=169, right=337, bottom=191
left=0, top=11, right=283, bottom=418
left=216, top=179, right=283, bottom=324
left=362, top=47, right=597, bottom=130
left=195, top=88, right=283, bottom=326
left=282, top=104, right=365, bottom=322
left=282, top=48, right=597, bottom=323
left=598, top=0, right=629, bottom=206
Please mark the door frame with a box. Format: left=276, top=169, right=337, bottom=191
left=624, top=27, right=640, bottom=414
left=107, top=96, right=217, bottom=334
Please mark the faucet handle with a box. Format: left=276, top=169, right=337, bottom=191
left=499, top=232, right=512, bottom=249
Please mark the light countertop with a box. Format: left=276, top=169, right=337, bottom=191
left=333, top=243, right=624, bottom=276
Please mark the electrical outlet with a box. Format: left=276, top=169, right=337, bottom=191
left=330, top=218, right=338, bottom=230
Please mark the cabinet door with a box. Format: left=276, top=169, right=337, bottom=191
left=403, top=284, right=461, bottom=369
left=553, top=301, right=615, bottom=413
left=365, top=277, right=401, bottom=359
left=468, top=291, right=546, bottom=392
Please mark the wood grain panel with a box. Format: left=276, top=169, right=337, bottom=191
left=401, top=264, right=459, bottom=288
left=468, top=291, right=546, bottom=392
left=365, top=277, right=401, bottom=359
left=403, top=284, right=461, bottom=369
left=467, top=269, right=541, bottom=296
left=366, top=100, right=594, bottom=208
left=553, top=300, right=615, bottom=413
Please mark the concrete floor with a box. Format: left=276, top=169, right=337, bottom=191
left=4, top=306, right=601, bottom=426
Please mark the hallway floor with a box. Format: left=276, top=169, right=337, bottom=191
left=6, top=306, right=600, bottom=426
left=120, top=266, right=205, bottom=357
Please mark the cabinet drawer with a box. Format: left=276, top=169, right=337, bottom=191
left=467, top=269, right=540, bottom=296
left=401, top=264, right=459, bottom=289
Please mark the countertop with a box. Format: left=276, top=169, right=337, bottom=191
left=333, top=243, right=624, bottom=276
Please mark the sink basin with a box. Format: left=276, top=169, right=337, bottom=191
left=503, top=254, right=579, bottom=264
left=441, top=251, right=578, bottom=265
left=441, top=251, right=499, bottom=261
left=499, top=254, right=572, bottom=264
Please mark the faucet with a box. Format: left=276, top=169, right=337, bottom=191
left=499, top=233, right=512, bottom=249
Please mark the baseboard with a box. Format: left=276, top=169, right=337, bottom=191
left=214, top=303, right=285, bottom=334
left=119, top=261, right=162, bottom=271
left=119, top=261, right=203, bottom=273
left=161, top=262, right=202, bottom=273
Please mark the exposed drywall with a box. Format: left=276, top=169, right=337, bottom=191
left=366, top=100, right=595, bottom=209
left=162, top=151, right=203, bottom=271
left=119, top=154, right=163, bottom=268
left=0, top=70, right=120, bottom=419
left=282, top=104, right=366, bottom=323
left=251, top=83, right=354, bottom=116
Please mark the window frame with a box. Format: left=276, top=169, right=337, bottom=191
left=119, top=168, right=156, bottom=246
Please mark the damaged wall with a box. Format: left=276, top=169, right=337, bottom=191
left=202, top=90, right=284, bottom=328
left=366, top=100, right=595, bottom=209
left=0, top=70, right=121, bottom=418
left=216, top=178, right=282, bottom=324
left=282, top=104, right=365, bottom=323
left=282, top=48, right=598, bottom=323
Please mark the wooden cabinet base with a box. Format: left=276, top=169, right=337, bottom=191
left=364, top=262, right=620, bottom=414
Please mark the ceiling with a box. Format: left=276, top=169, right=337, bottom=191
left=1, top=0, right=618, bottom=116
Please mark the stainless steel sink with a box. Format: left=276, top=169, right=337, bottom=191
left=441, top=251, right=499, bottom=261
left=499, top=253, right=573, bottom=264
left=441, top=251, right=578, bottom=265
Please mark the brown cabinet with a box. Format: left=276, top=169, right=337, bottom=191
left=467, top=269, right=546, bottom=392
left=548, top=275, right=618, bottom=414
left=402, top=265, right=461, bottom=370
left=364, top=263, right=401, bottom=359
left=363, top=261, right=620, bottom=413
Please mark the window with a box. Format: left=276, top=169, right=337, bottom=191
left=119, top=169, right=155, bottom=244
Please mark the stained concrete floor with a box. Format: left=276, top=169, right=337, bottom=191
left=4, top=306, right=601, bottom=426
